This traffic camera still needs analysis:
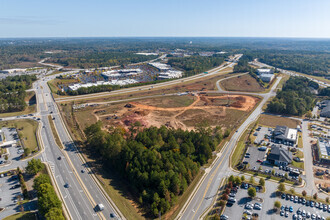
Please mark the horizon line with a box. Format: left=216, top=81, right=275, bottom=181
left=0, top=36, right=330, bottom=40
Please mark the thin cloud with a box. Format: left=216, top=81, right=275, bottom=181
left=0, top=16, right=63, bottom=25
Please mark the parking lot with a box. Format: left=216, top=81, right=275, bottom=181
left=222, top=178, right=329, bottom=220
left=223, top=183, right=265, bottom=220
left=244, top=147, right=267, bottom=169
left=254, top=126, right=272, bottom=144
left=277, top=193, right=329, bottom=219
left=0, top=173, right=22, bottom=209
left=0, top=127, right=23, bottom=166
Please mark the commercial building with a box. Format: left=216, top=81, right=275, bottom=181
left=0, top=68, right=27, bottom=74
left=260, top=73, right=274, bottom=83
left=149, top=62, right=183, bottom=79
left=267, top=145, right=293, bottom=166
left=317, top=138, right=330, bottom=164
left=68, top=79, right=138, bottom=91
left=320, top=100, right=330, bottom=118
left=257, top=68, right=274, bottom=75
left=158, top=70, right=183, bottom=79
left=273, top=125, right=298, bottom=146
left=149, top=62, right=171, bottom=71
left=101, top=69, right=142, bottom=79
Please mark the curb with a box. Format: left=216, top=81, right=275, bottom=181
left=52, top=94, right=126, bottom=220
left=45, top=113, right=105, bottom=220
left=44, top=162, right=72, bottom=220
left=174, top=142, right=228, bottom=220
left=200, top=178, right=226, bottom=220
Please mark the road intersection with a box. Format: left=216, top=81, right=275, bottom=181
left=1, top=54, right=327, bottom=220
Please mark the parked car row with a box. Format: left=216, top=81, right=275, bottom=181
left=281, top=193, right=330, bottom=212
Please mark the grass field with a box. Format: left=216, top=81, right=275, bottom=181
left=220, top=74, right=265, bottom=92
left=3, top=211, right=37, bottom=220
left=259, top=114, right=300, bottom=128
left=0, top=119, right=39, bottom=152
left=138, top=95, right=196, bottom=108
left=48, top=115, right=63, bottom=149
left=48, top=78, right=77, bottom=98
left=292, top=149, right=304, bottom=169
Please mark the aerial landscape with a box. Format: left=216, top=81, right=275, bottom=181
left=0, top=1, right=330, bottom=220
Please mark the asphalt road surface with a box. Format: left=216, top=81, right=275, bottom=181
left=177, top=76, right=282, bottom=220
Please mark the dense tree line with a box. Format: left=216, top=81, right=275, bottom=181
left=167, top=55, right=225, bottom=77
left=0, top=75, right=37, bottom=113
left=84, top=122, right=224, bottom=217
left=233, top=54, right=254, bottom=73
left=237, top=50, right=330, bottom=77
left=267, top=76, right=315, bottom=116
left=233, top=55, right=265, bottom=86
left=50, top=52, right=157, bottom=69
left=33, top=173, right=64, bottom=220
left=319, top=87, right=330, bottom=96
left=257, top=51, right=329, bottom=76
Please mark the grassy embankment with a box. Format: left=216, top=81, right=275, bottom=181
left=0, top=119, right=38, bottom=153
left=47, top=115, right=63, bottom=149
left=3, top=212, right=37, bottom=220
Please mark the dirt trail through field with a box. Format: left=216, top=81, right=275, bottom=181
left=130, top=95, right=256, bottom=112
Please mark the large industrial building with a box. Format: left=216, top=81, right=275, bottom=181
left=68, top=79, right=138, bottom=91
left=257, top=68, right=274, bottom=75
left=101, top=69, right=142, bottom=79
left=149, top=62, right=183, bottom=79
left=260, top=73, right=274, bottom=83
left=257, top=68, right=275, bottom=83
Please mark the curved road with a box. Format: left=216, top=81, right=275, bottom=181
left=176, top=76, right=282, bottom=220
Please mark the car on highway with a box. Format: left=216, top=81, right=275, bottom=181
left=110, top=213, right=117, bottom=218
left=81, top=170, right=85, bottom=173
left=64, top=183, right=70, bottom=188
left=220, top=215, right=228, bottom=220
left=58, top=156, right=62, bottom=160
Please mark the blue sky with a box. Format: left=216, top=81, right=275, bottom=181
left=0, top=0, right=329, bottom=38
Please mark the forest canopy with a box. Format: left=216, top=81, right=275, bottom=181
left=266, top=76, right=315, bottom=116
left=167, top=55, right=225, bottom=77
left=84, top=122, right=224, bottom=217
left=0, top=75, right=37, bottom=113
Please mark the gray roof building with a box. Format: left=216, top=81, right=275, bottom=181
left=267, top=145, right=292, bottom=165
left=273, top=125, right=298, bottom=145
left=320, top=100, right=330, bottom=118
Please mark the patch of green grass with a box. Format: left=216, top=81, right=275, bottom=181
left=291, top=161, right=304, bottom=169
left=246, top=171, right=295, bottom=185
left=297, top=134, right=303, bottom=148
left=0, top=119, right=39, bottom=153
left=48, top=115, right=63, bottom=149
left=3, top=212, right=37, bottom=220
left=47, top=79, right=60, bottom=94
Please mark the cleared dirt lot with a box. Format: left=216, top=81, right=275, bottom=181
left=220, top=74, right=265, bottom=92
left=73, top=94, right=260, bottom=132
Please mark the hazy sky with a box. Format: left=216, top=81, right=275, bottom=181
left=0, top=0, right=329, bottom=38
